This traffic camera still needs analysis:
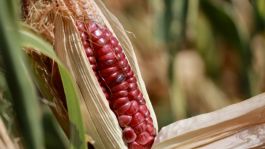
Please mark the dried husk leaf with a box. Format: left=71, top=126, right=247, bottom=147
left=199, top=123, right=265, bottom=149
left=153, top=93, right=265, bottom=149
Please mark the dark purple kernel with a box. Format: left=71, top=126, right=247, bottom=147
left=115, top=74, right=126, bottom=84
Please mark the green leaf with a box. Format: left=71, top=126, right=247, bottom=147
left=58, top=66, right=86, bottom=149
left=0, top=71, right=6, bottom=91
left=43, top=107, right=69, bottom=149
left=200, top=1, right=240, bottom=48
left=0, top=1, right=44, bottom=149
left=200, top=0, right=252, bottom=97
left=20, top=27, right=86, bottom=149
left=19, top=25, right=63, bottom=66
left=152, top=0, right=190, bottom=120
left=251, top=0, right=265, bottom=31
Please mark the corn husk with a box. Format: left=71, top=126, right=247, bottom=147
left=153, top=93, right=265, bottom=149
left=25, top=0, right=158, bottom=148
left=54, top=15, right=126, bottom=148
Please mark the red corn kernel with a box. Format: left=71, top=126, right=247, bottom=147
left=135, top=132, right=153, bottom=145
left=87, top=22, right=97, bottom=32
left=114, top=45, right=122, bottom=53
left=145, top=138, right=155, bottom=149
left=145, top=117, right=153, bottom=125
left=118, top=59, right=128, bottom=68
left=88, top=57, right=96, bottom=64
left=136, top=97, right=145, bottom=105
left=99, top=66, right=119, bottom=77
left=83, top=41, right=90, bottom=48
left=125, top=100, right=139, bottom=115
left=105, top=74, right=125, bottom=86
left=135, top=93, right=144, bottom=101
left=122, top=67, right=130, bottom=74
left=110, top=37, right=118, bottom=46
left=127, top=70, right=134, bottom=78
left=112, top=74, right=126, bottom=85
left=146, top=124, right=156, bottom=136
left=98, top=59, right=116, bottom=68
left=111, top=82, right=129, bottom=92
left=128, top=83, right=137, bottom=91
left=128, top=89, right=140, bottom=100
left=130, top=112, right=144, bottom=127
left=112, top=97, right=129, bottom=109
left=98, top=52, right=116, bottom=62
left=76, top=21, right=85, bottom=31
left=133, top=122, right=146, bottom=134
left=96, top=37, right=108, bottom=47
left=116, top=102, right=131, bottom=115
left=85, top=47, right=93, bottom=56
left=116, top=53, right=126, bottom=61
left=118, top=115, right=132, bottom=127
left=104, top=72, right=121, bottom=83
left=128, top=142, right=144, bottom=149
left=104, top=29, right=112, bottom=39
left=92, top=29, right=103, bottom=39
left=122, top=63, right=130, bottom=72
left=139, top=105, right=149, bottom=117
left=81, top=32, right=88, bottom=40
left=128, top=76, right=137, bottom=83
left=112, top=90, right=128, bottom=99
left=123, top=127, right=137, bottom=143
left=96, top=44, right=112, bottom=56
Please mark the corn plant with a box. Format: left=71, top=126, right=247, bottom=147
left=1, top=0, right=265, bottom=149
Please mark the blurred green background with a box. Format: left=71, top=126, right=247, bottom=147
left=104, top=0, right=265, bottom=128
left=0, top=0, right=265, bottom=148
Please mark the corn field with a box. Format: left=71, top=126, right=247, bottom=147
left=0, top=0, right=264, bottom=149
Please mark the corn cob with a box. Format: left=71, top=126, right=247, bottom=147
left=76, top=20, right=156, bottom=148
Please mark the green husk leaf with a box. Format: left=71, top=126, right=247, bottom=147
left=20, top=26, right=86, bottom=149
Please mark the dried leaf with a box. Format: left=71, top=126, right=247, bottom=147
left=153, top=93, right=265, bottom=149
